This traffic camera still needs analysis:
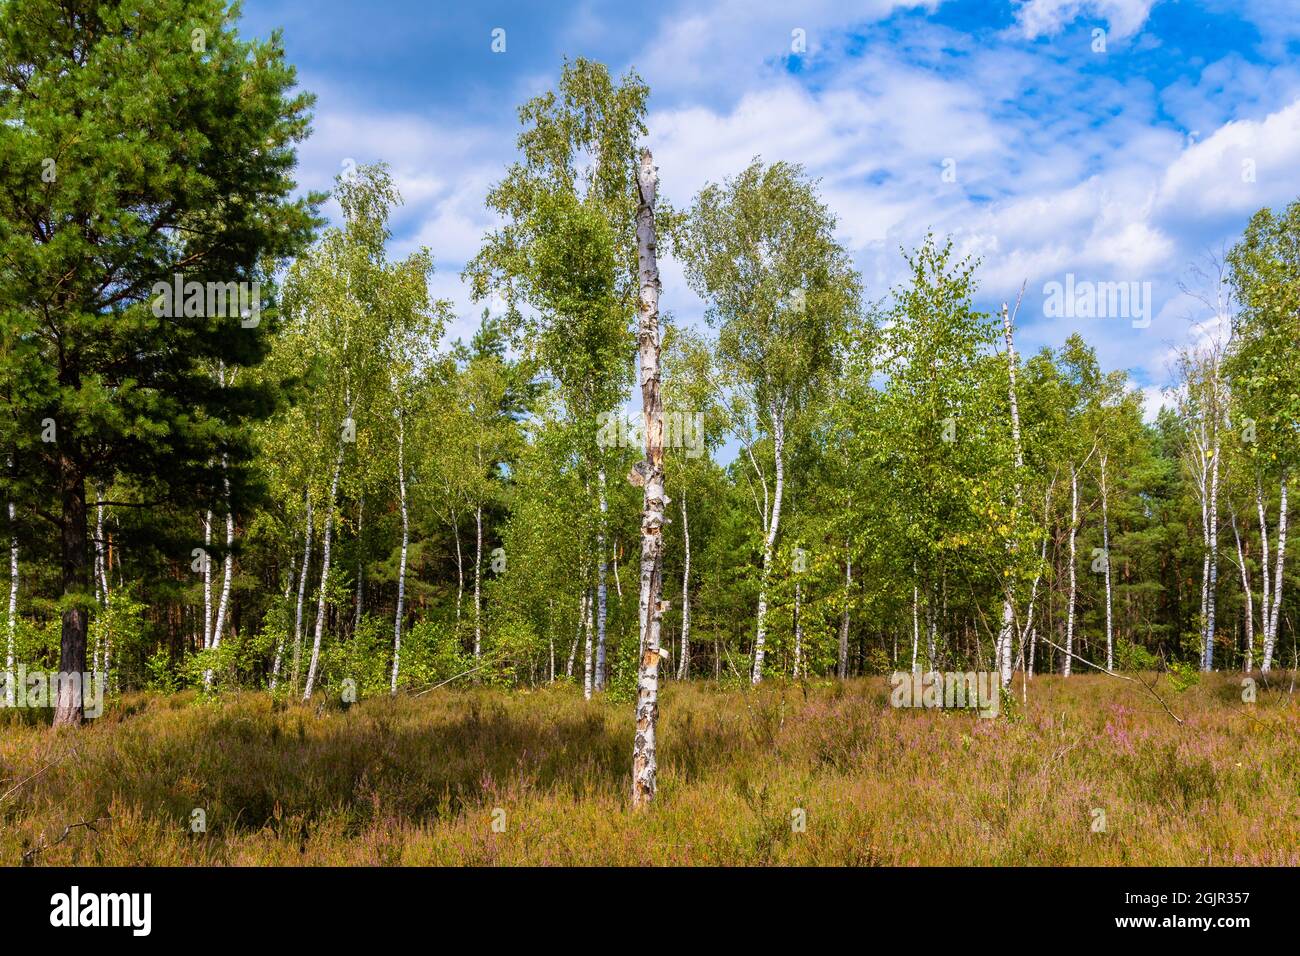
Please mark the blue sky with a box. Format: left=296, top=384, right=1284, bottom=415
left=241, top=0, right=1300, bottom=418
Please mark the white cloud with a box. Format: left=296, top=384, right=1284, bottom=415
left=1157, top=98, right=1300, bottom=221
left=1013, top=0, right=1159, bottom=40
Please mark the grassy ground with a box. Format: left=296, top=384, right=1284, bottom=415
left=0, top=672, right=1296, bottom=865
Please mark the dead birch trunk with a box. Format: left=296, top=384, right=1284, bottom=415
left=631, top=148, right=667, bottom=809
left=998, top=298, right=1025, bottom=688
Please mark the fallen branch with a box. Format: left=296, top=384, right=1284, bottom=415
left=22, top=814, right=109, bottom=866
left=1037, top=635, right=1183, bottom=725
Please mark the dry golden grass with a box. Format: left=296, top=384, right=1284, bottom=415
left=0, top=672, right=1296, bottom=865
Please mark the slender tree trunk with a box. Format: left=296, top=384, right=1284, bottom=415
left=631, top=148, right=666, bottom=809
left=567, top=588, right=585, bottom=679
left=205, top=458, right=234, bottom=691
left=999, top=299, right=1025, bottom=688
left=911, top=573, right=920, bottom=675
left=1232, top=510, right=1255, bottom=672
left=1257, top=476, right=1271, bottom=662
left=474, top=504, right=483, bottom=659
left=1100, top=453, right=1114, bottom=671
left=202, top=509, right=213, bottom=649
left=583, top=586, right=594, bottom=700
left=1263, top=473, right=1288, bottom=673
left=788, top=578, right=800, bottom=678
left=303, top=441, right=344, bottom=700
left=677, top=492, right=691, bottom=680
left=452, top=510, right=463, bottom=627
left=926, top=589, right=937, bottom=671
left=6, top=498, right=16, bottom=708
left=1204, top=437, right=1221, bottom=670
left=595, top=467, right=609, bottom=691
left=751, top=412, right=784, bottom=684
left=838, top=550, right=851, bottom=679
left=285, top=493, right=312, bottom=692
left=354, top=494, right=365, bottom=630
left=94, top=489, right=107, bottom=606
left=1020, top=477, right=1056, bottom=678
left=1064, top=463, right=1079, bottom=677
left=391, top=412, right=409, bottom=695
left=53, top=454, right=89, bottom=727
left=270, top=553, right=295, bottom=689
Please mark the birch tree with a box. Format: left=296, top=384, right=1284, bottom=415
left=630, top=148, right=666, bottom=809
left=1227, top=200, right=1300, bottom=673
left=679, top=159, right=860, bottom=683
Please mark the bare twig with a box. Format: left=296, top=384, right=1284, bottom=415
left=1037, top=634, right=1184, bottom=724
left=21, top=815, right=109, bottom=866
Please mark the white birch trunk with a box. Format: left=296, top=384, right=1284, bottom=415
left=1100, top=453, right=1114, bottom=671
left=910, top=574, right=920, bottom=675
left=354, top=494, right=365, bottom=630
left=677, top=492, right=691, bottom=680
left=303, top=441, right=344, bottom=700
left=1064, top=463, right=1079, bottom=676
left=453, top=510, right=463, bottom=628
left=631, top=148, right=667, bottom=808
left=596, top=467, right=609, bottom=691
left=838, top=551, right=852, bottom=679
left=583, top=586, right=594, bottom=700
left=270, top=552, right=295, bottom=689
left=1204, top=435, right=1221, bottom=670
left=202, top=509, right=213, bottom=649
left=6, top=499, right=16, bottom=707
left=1263, top=474, right=1288, bottom=673
left=998, top=299, right=1025, bottom=688
left=474, top=504, right=483, bottom=659
left=1232, top=510, right=1255, bottom=672
left=205, top=458, right=234, bottom=691
left=750, top=412, right=784, bottom=684
left=286, top=493, right=313, bottom=692
left=391, top=411, right=409, bottom=695
left=567, top=588, right=586, bottom=679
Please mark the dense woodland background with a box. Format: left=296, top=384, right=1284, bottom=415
left=2, top=1, right=1298, bottom=720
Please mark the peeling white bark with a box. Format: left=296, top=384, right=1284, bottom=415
left=631, top=148, right=667, bottom=809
